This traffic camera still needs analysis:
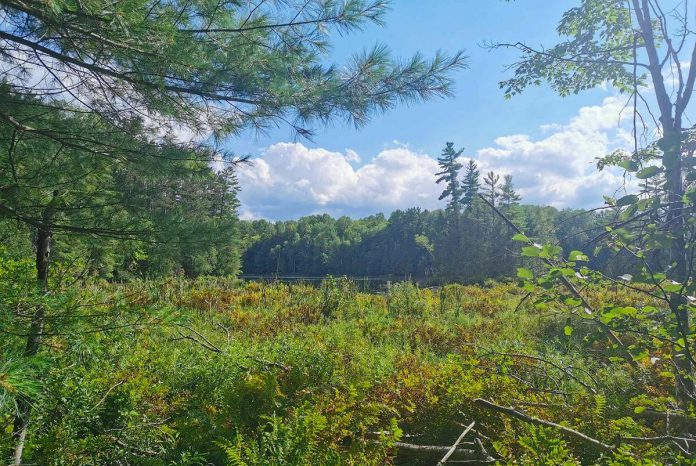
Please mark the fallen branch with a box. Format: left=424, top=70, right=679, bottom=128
left=473, top=437, right=497, bottom=463
left=622, top=434, right=694, bottom=455
left=437, top=421, right=475, bottom=465
left=633, top=409, right=696, bottom=430
left=622, top=435, right=695, bottom=444
left=93, top=381, right=125, bottom=410
left=446, top=459, right=497, bottom=465
left=245, top=355, right=291, bottom=372
left=170, top=324, right=222, bottom=353
left=384, top=441, right=476, bottom=456
left=474, top=398, right=614, bottom=452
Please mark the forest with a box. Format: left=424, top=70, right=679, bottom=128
left=239, top=192, right=610, bottom=283
left=0, top=0, right=695, bottom=465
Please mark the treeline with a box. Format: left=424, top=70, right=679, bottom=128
left=240, top=205, right=610, bottom=282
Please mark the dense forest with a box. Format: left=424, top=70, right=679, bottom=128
left=240, top=202, right=610, bottom=283
left=1, top=0, right=695, bottom=465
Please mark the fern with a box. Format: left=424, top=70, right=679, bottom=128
left=593, top=394, right=607, bottom=419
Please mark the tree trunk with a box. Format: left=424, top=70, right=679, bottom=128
left=632, top=0, right=695, bottom=406
left=661, top=128, right=695, bottom=406
left=11, top=225, right=52, bottom=465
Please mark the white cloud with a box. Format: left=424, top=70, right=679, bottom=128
left=237, top=143, right=441, bottom=219
left=237, top=96, right=639, bottom=219
left=475, top=96, right=636, bottom=208
left=345, top=149, right=361, bottom=163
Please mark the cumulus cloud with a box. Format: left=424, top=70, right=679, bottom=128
left=475, top=96, right=635, bottom=208
left=237, top=143, right=441, bottom=219
left=238, top=96, right=638, bottom=219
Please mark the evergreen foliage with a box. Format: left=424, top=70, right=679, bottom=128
left=435, top=142, right=465, bottom=213
left=461, top=160, right=481, bottom=211
left=0, top=0, right=694, bottom=463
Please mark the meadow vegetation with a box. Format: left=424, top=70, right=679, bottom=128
left=1, top=266, right=690, bottom=464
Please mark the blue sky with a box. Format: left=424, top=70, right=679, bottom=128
left=233, top=1, right=638, bottom=220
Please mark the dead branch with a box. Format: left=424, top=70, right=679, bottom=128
left=474, top=398, right=615, bottom=452
left=93, top=381, right=125, bottom=409
left=633, top=409, right=696, bottom=431
left=437, top=421, right=475, bottom=465
left=245, top=355, right=291, bottom=372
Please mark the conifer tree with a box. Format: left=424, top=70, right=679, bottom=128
left=435, top=142, right=465, bottom=214
left=500, top=174, right=522, bottom=209
left=482, top=171, right=501, bottom=207
left=462, top=160, right=481, bottom=210
left=433, top=142, right=465, bottom=279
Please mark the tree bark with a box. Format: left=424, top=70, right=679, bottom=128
left=11, top=215, right=53, bottom=465
left=632, top=0, right=694, bottom=407
left=662, top=127, right=695, bottom=405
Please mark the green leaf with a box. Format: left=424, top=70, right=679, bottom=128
left=662, top=282, right=682, bottom=293
left=636, top=166, right=661, bottom=179
left=517, top=267, right=534, bottom=280
left=564, top=297, right=582, bottom=307
left=634, top=406, right=646, bottom=414
left=618, top=160, right=639, bottom=172
left=616, top=194, right=639, bottom=206
left=512, top=233, right=529, bottom=242
left=568, top=250, right=588, bottom=262
left=521, top=246, right=541, bottom=257
left=541, top=244, right=562, bottom=259
left=564, top=325, right=573, bottom=336
left=684, top=188, right=696, bottom=205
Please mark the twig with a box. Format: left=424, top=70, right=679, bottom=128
left=245, top=355, right=290, bottom=372
left=437, top=421, right=475, bottom=465
left=487, top=350, right=598, bottom=394
left=93, top=381, right=125, bottom=409
left=172, top=324, right=222, bottom=353
left=390, top=442, right=473, bottom=453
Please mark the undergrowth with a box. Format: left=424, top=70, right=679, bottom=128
left=0, top=275, right=689, bottom=464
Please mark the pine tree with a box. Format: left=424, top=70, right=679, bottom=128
left=461, top=160, right=481, bottom=210
left=459, top=160, right=483, bottom=280
left=433, top=142, right=465, bottom=279
left=435, top=142, right=465, bottom=213
left=482, top=171, right=501, bottom=207
left=500, top=174, right=521, bottom=208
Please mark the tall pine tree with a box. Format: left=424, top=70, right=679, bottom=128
left=435, top=142, right=465, bottom=214
left=482, top=171, right=501, bottom=207
left=461, top=160, right=481, bottom=210
left=433, top=142, right=465, bottom=279
left=500, top=174, right=521, bottom=209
